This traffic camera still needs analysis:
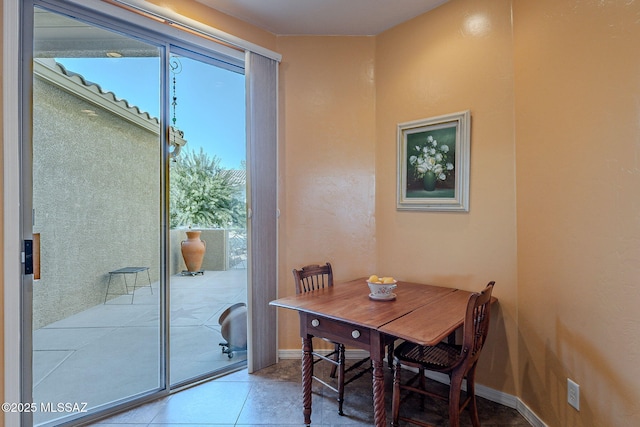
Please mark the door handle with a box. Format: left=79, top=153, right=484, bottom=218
left=24, top=239, right=33, bottom=275
left=24, top=234, right=41, bottom=279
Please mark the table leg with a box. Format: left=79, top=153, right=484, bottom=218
left=371, top=358, right=386, bottom=427
left=302, top=335, right=313, bottom=426
left=371, top=333, right=387, bottom=427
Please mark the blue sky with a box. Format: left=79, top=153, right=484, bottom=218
left=57, top=56, right=246, bottom=169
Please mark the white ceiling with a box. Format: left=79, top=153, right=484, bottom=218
left=194, top=0, right=449, bottom=35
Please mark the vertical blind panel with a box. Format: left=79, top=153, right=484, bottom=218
left=246, top=51, right=278, bottom=373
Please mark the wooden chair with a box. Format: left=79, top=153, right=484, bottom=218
left=292, top=263, right=372, bottom=416
left=391, top=281, right=496, bottom=427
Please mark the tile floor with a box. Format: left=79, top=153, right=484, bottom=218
left=90, top=359, right=532, bottom=426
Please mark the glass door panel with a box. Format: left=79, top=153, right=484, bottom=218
left=31, top=8, right=163, bottom=425
left=167, top=51, right=248, bottom=386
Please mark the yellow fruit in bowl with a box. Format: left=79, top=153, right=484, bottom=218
left=368, top=275, right=396, bottom=284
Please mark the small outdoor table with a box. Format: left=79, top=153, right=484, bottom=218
left=104, top=267, right=152, bottom=304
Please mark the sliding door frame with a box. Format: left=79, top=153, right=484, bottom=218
left=22, top=2, right=173, bottom=425
left=4, top=0, right=280, bottom=425
left=3, top=0, right=23, bottom=423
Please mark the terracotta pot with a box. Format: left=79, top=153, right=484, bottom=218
left=181, top=230, right=206, bottom=272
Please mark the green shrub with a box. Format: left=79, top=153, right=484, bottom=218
left=170, top=148, right=245, bottom=229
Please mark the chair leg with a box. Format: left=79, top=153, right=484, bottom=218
left=391, top=361, right=401, bottom=427
left=448, top=370, right=465, bottom=427
left=329, top=343, right=340, bottom=378
left=466, top=364, right=481, bottom=427
left=387, top=340, right=395, bottom=370
left=419, top=367, right=426, bottom=410
left=337, top=344, right=346, bottom=416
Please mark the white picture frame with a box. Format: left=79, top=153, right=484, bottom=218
left=397, top=110, right=470, bottom=212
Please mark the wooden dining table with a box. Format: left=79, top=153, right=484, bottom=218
left=269, top=278, right=478, bottom=427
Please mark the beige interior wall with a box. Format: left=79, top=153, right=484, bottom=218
left=4, top=0, right=640, bottom=425
left=275, top=36, right=378, bottom=348
left=513, top=1, right=640, bottom=426
left=375, top=0, right=518, bottom=394
left=273, top=2, right=640, bottom=424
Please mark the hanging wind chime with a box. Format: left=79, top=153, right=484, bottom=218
left=171, top=56, right=207, bottom=276
left=169, top=56, right=183, bottom=160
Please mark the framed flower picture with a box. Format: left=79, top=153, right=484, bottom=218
left=397, top=110, right=470, bottom=212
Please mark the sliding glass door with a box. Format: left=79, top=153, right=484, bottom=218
left=167, top=51, right=248, bottom=387
left=24, top=4, right=248, bottom=425
left=30, top=7, right=164, bottom=426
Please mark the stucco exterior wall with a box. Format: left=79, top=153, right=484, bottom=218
left=32, top=75, right=161, bottom=328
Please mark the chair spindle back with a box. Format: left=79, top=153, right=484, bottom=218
left=292, top=263, right=333, bottom=295
left=462, top=281, right=495, bottom=360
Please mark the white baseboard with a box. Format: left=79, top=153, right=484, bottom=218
left=516, top=399, right=549, bottom=427
left=277, top=349, right=547, bottom=427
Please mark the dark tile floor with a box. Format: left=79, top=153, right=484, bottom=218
left=92, top=359, right=531, bottom=426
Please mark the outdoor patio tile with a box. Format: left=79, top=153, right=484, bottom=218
left=33, top=326, right=116, bottom=351
left=204, top=306, right=232, bottom=327
left=45, top=303, right=153, bottom=328
left=169, top=303, right=224, bottom=327
left=33, top=349, right=73, bottom=387
left=170, top=324, right=245, bottom=384
left=170, top=288, right=244, bottom=305
left=129, top=288, right=159, bottom=305
left=124, top=308, right=162, bottom=328
left=34, top=326, right=161, bottom=425
left=34, top=269, right=250, bottom=425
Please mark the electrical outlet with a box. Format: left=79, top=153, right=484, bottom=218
left=567, top=378, right=580, bottom=411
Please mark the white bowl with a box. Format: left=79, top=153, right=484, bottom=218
left=367, top=280, right=397, bottom=297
